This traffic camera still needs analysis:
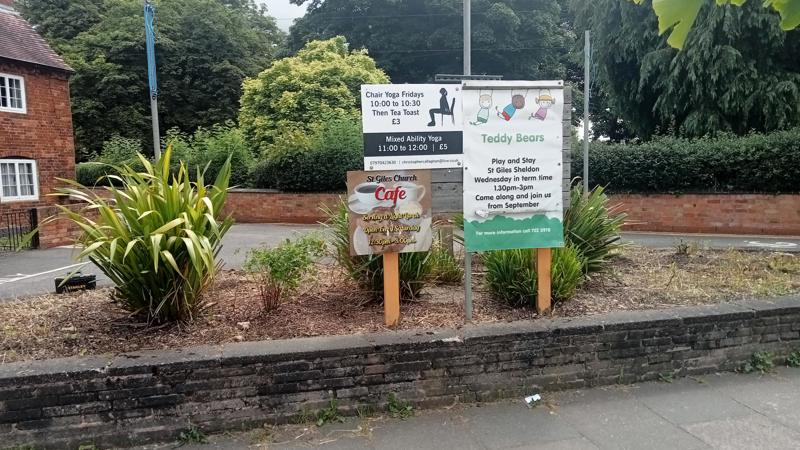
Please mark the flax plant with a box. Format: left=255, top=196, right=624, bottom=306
left=54, top=146, right=233, bottom=323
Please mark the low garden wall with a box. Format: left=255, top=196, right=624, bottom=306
left=220, top=190, right=800, bottom=236
left=2, top=295, right=800, bottom=448
left=223, top=189, right=342, bottom=224
left=29, top=191, right=800, bottom=249
left=616, top=193, right=800, bottom=235
left=33, top=204, right=89, bottom=249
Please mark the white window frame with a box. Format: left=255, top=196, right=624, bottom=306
left=0, top=158, right=39, bottom=203
left=0, top=73, right=27, bottom=114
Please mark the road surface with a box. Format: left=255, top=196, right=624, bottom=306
left=0, top=223, right=317, bottom=300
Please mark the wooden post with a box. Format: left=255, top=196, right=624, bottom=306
left=383, top=252, right=400, bottom=327
left=441, top=226, right=454, bottom=257
left=536, top=248, right=552, bottom=315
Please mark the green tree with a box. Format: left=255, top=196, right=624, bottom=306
left=287, top=0, right=574, bottom=83
left=19, top=0, right=284, bottom=160
left=630, top=0, right=800, bottom=49
left=16, top=0, right=105, bottom=45
left=571, top=0, right=800, bottom=138
left=239, top=36, right=388, bottom=155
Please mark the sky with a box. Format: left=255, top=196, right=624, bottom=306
left=258, top=0, right=307, bottom=31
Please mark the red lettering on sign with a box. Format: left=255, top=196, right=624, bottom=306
left=375, top=186, right=407, bottom=206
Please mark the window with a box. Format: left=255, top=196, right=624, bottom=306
left=0, top=159, right=38, bottom=202
left=0, top=73, right=26, bottom=113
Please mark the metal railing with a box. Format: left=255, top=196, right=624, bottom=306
left=0, top=209, right=38, bottom=252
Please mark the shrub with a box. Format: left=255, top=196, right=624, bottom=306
left=787, top=351, right=800, bottom=368
left=483, top=245, right=586, bottom=307
left=55, top=146, right=233, bottom=323
left=563, top=185, right=626, bottom=274
left=252, top=117, right=362, bottom=192
left=239, top=36, right=389, bottom=154
left=165, top=124, right=253, bottom=187
left=741, top=351, right=775, bottom=374
left=243, top=235, right=325, bottom=311
left=571, top=128, right=800, bottom=193
left=75, top=161, right=110, bottom=187
left=323, top=200, right=432, bottom=301
left=75, top=135, right=145, bottom=186
left=186, top=124, right=253, bottom=187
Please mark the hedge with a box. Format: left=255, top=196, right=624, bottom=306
left=251, top=116, right=362, bottom=192
left=571, top=128, right=800, bottom=193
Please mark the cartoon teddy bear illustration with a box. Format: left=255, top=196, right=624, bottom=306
left=496, top=93, right=526, bottom=121
left=470, top=93, right=492, bottom=125
left=530, top=90, right=556, bottom=121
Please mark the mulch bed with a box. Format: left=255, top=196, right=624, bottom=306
left=1, top=246, right=798, bottom=364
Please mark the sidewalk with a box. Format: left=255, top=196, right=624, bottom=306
left=143, top=367, right=800, bottom=450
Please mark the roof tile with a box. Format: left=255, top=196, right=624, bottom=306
left=0, top=4, right=73, bottom=72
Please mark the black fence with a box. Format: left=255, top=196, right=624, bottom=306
left=0, top=209, right=38, bottom=252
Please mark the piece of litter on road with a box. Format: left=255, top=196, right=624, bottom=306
left=524, top=393, right=541, bottom=407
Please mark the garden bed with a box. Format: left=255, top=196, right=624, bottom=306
left=1, top=246, right=798, bottom=364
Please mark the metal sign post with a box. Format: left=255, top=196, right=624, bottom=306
left=583, top=30, right=590, bottom=196
left=462, top=0, right=474, bottom=322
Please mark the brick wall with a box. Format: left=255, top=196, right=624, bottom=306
left=2, top=296, right=799, bottom=449
left=33, top=203, right=96, bottom=248
left=613, top=193, right=800, bottom=235
left=222, top=190, right=800, bottom=236
left=223, top=189, right=343, bottom=224
left=0, top=61, right=74, bottom=211
left=24, top=190, right=800, bottom=249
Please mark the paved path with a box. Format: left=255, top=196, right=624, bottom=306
left=140, top=367, right=800, bottom=450
left=1, top=225, right=797, bottom=300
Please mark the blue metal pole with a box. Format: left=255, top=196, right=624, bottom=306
left=144, top=0, right=161, bottom=160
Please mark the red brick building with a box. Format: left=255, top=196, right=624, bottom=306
left=0, top=0, right=74, bottom=212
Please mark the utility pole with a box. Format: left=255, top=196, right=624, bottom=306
left=463, top=0, right=471, bottom=76
left=463, top=0, right=473, bottom=322
left=144, top=0, right=161, bottom=161
left=583, top=30, right=590, bottom=195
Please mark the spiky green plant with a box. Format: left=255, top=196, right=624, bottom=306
left=322, top=200, right=432, bottom=301
left=54, top=146, right=233, bottom=323
left=551, top=245, right=585, bottom=300
left=483, top=248, right=537, bottom=307
left=563, top=185, right=626, bottom=274
left=483, top=245, right=585, bottom=307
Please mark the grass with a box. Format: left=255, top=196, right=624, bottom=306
left=291, top=408, right=314, bottom=425
left=572, top=247, right=800, bottom=313
left=356, top=404, right=374, bottom=419
left=658, top=372, right=675, bottom=383
left=316, top=399, right=344, bottom=427
left=387, top=393, right=413, bottom=419
left=178, top=426, right=208, bottom=445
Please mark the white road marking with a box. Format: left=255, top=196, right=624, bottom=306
left=745, top=241, right=799, bottom=249
left=0, top=263, right=88, bottom=285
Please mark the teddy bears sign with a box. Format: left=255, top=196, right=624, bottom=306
left=461, top=81, right=565, bottom=252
